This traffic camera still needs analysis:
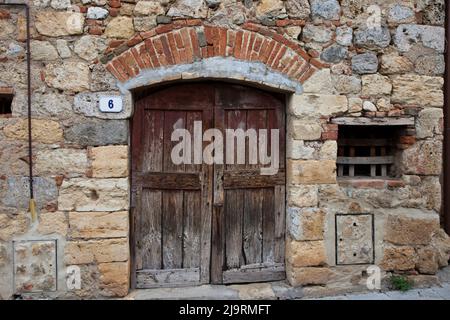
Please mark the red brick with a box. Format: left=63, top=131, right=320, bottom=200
left=109, top=8, right=119, bottom=17
left=399, top=136, right=416, bottom=145
left=155, top=24, right=174, bottom=34
left=276, top=19, right=292, bottom=27
left=298, top=65, right=317, bottom=83
left=323, top=123, right=338, bottom=132
left=109, top=0, right=121, bottom=8
left=340, top=179, right=386, bottom=189
left=167, top=32, right=181, bottom=64
left=0, top=9, right=11, bottom=19
left=79, top=6, right=88, bottom=14
left=186, top=19, right=202, bottom=26
left=271, top=45, right=287, bottom=69
left=127, top=34, right=143, bottom=47
left=233, top=30, right=244, bottom=59
left=174, top=31, right=184, bottom=48
left=89, top=26, right=103, bottom=35
left=259, top=40, right=275, bottom=64
left=160, top=35, right=174, bottom=64
left=218, top=28, right=227, bottom=57
left=109, top=40, right=124, bottom=49
left=111, top=59, right=129, bottom=81
left=131, top=47, right=146, bottom=69
left=145, top=39, right=161, bottom=68
left=180, top=28, right=194, bottom=63
left=387, top=180, right=406, bottom=189
left=86, top=19, right=103, bottom=26
left=321, top=131, right=338, bottom=140
left=120, top=51, right=140, bottom=77
left=266, top=42, right=281, bottom=66
left=240, top=31, right=250, bottom=59
left=310, top=58, right=330, bottom=69
left=189, top=28, right=201, bottom=60
left=291, top=19, right=306, bottom=26
left=137, top=43, right=153, bottom=68
left=140, top=30, right=157, bottom=39
left=242, top=22, right=260, bottom=32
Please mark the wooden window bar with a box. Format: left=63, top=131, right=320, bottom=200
left=337, top=138, right=393, bottom=178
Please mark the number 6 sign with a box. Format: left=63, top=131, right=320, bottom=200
left=99, top=96, right=123, bottom=113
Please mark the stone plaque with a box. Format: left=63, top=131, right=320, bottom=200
left=13, top=240, right=57, bottom=293
left=336, top=214, right=374, bottom=265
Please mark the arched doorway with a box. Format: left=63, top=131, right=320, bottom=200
left=130, top=82, right=286, bottom=288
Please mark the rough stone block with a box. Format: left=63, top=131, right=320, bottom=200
left=290, top=94, right=348, bottom=118
left=2, top=177, right=58, bottom=210
left=384, top=215, right=439, bottom=245
left=288, top=207, right=325, bottom=241
left=288, top=185, right=318, bottom=208
left=402, top=140, right=442, bottom=175
left=64, top=119, right=128, bottom=146
left=38, top=212, right=68, bottom=236
left=361, top=74, right=392, bottom=96
left=99, top=261, right=130, bottom=297
left=287, top=267, right=333, bottom=286
left=380, top=246, right=416, bottom=271
left=3, top=119, right=63, bottom=144
left=35, top=148, right=88, bottom=176
left=287, top=160, right=336, bottom=185
left=35, top=11, right=84, bottom=36
left=391, top=74, right=444, bottom=107
left=64, top=238, right=129, bottom=264
left=58, top=178, right=129, bottom=212
left=287, top=240, right=327, bottom=267
left=290, top=120, right=322, bottom=141
left=90, top=146, right=129, bottom=178
left=69, top=211, right=128, bottom=239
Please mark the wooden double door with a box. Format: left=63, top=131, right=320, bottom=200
left=131, top=82, right=286, bottom=288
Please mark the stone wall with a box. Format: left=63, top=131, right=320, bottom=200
left=0, top=0, right=450, bottom=299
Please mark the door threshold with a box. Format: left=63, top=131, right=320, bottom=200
left=125, top=281, right=303, bottom=300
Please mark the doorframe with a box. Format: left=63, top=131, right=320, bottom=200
left=128, top=80, right=292, bottom=289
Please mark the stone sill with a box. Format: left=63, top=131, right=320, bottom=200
left=338, top=177, right=405, bottom=189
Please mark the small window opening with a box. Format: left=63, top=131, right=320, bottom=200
left=0, top=94, right=13, bottom=116
left=337, top=125, right=404, bottom=179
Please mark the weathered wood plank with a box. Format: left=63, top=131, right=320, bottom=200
left=222, top=265, right=285, bottom=284
left=162, top=190, right=183, bottom=269
left=225, top=189, right=244, bottom=269
left=339, top=138, right=392, bottom=147
left=134, top=172, right=201, bottom=190
left=243, top=189, right=263, bottom=264
left=223, top=169, right=285, bottom=189
left=140, top=190, right=162, bottom=270
left=183, top=191, right=202, bottom=268
left=331, top=117, right=414, bottom=126
left=262, top=188, right=275, bottom=263
left=337, top=156, right=395, bottom=165
left=136, top=268, right=200, bottom=288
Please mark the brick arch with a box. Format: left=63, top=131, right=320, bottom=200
left=102, top=21, right=323, bottom=87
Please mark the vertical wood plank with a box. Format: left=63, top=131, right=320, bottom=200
left=243, top=189, right=263, bottom=264
left=140, top=190, right=162, bottom=269
left=380, top=146, right=387, bottom=176
left=370, top=146, right=376, bottom=177
left=274, top=185, right=286, bottom=263
left=225, top=189, right=244, bottom=269
left=162, top=190, right=183, bottom=269
left=262, top=188, right=275, bottom=263
left=349, top=147, right=355, bottom=177
left=183, top=191, right=201, bottom=268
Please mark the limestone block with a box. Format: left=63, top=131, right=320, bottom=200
left=3, top=119, right=63, bottom=144
left=384, top=214, right=439, bottom=245
left=44, top=61, right=90, bottom=92
left=288, top=185, right=319, bottom=208
left=287, top=267, right=333, bottom=286
left=391, top=74, right=444, bottom=107
left=402, top=140, right=442, bottom=175
left=287, top=240, right=327, bottom=267
left=35, top=11, right=84, bottom=36
left=58, top=178, right=129, bottom=212
left=361, top=74, right=392, bottom=96
left=90, top=146, right=128, bottom=178
left=69, top=211, right=128, bottom=238
left=105, top=17, right=135, bottom=39
left=64, top=238, right=129, bottom=264
left=380, top=246, right=416, bottom=271
left=287, top=160, right=336, bottom=185
left=99, top=261, right=130, bottom=297
left=35, top=148, right=88, bottom=176
left=290, top=94, right=348, bottom=118
left=37, top=211, right=68, bottom=236
left=288, top=207, right=325, bottom=241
